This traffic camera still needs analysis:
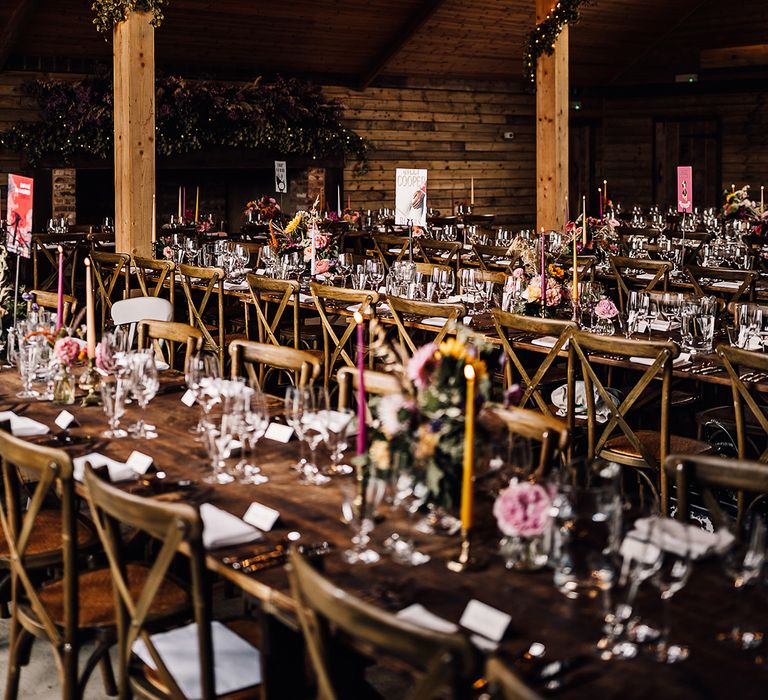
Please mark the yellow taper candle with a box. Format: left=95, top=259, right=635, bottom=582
left=195, top=186, right=200, bottom=222
left=603, top=179, right=608, bottom=203
left=460, top=364, right=476, bottom=530
left=84, top=258, right=96, bottom=359
left=761, top=186, right=764, bottom=214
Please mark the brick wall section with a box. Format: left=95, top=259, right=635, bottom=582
left=52, top=167, right=76, bottom=223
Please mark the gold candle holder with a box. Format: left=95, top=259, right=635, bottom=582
left=78, top=359, right=101, bottom=406
left=447, top=528, right=485, bottom=573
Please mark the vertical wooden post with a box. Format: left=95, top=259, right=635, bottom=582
left=113, top=11, right=155, bottom=256
left=535, top=0, right=568, bottom=232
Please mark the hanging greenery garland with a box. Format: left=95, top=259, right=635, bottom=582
left=91, top=0, right=166, bottom=34
left=0, top=74, right=370, bottom=172
left=524, top=0, right=592, bottom=87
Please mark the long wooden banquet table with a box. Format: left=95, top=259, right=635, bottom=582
left=0, top=370, right=765, bottom=699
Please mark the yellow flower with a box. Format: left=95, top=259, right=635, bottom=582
left=438, top=337, right=468, bottom=362
left=414, top=425, right=439, bottom=461
left=548, top=264, right=565, bottom=279
left=285, top=212, right=303, bottom=234
left=369, top=440, right=390, bottom=471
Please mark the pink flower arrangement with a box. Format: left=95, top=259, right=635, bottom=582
left=315, top=258, right=330, bottom=274
left=162, top=246, right=173, bottom=260
left=493, top=481, right=552, bottom=537
left=594, top=298, right=619, bottom=319
left=407, top=342, right=438, bottom=389
left=512, top=266, right=526, bottom=279
left=545, top=283, right=563, bottom=307
left=54, top=337, right=81, bottom=367
left=95, top=338, right=115, bottom=373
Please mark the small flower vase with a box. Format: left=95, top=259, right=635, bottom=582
left=593, top=316, right=617, bottom=336
left=53, top=365, right=75, bottom=405
left=499, top=534, right=549, bottom=571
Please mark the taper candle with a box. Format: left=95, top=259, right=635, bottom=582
left=572, top=236, right=578, bottom=306
left=598, top=188, right=603, bottom=220
left=56, top=245, right=64, bottom=330
left=582, top=195, right=587, bottom=245
left=470, top=177, right=475, bottom=205
left=178, top=186, right=182, bottom=220
left=761, top=186, right=765, bottom=214
left=84, top=258, right=96, bottom=359
left=540, top=227, right=547, bottom=309
left=194, top=186, right=200, bottom=222
left=183, top=187, right=186, bottom=221
left=603, top=179, right=608, bottom=203
left=151, top=193, right=157, bottom=245
left=354, top=311, right=367, bottom=456
left=460, top=363, right=476, bottom=530
left=337, top=185, right=342, bottom=216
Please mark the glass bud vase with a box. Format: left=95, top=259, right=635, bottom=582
left=593, top=316, right=617, bottom=336
left=499, top=534, right=549, bottom=571
left=53, top=365, right=75, bottom=405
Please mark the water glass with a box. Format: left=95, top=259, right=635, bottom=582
left=680, top=297, right=717, bottom=354
left=203, top=418, right=236, bottom=485
left=341, top=476, right=386, bottom=565
left=16, top=338, right=40, bottom=399
left=322, top=408, right=355, bottom=476
left=100, top=379, right=128, bottom=439
left=127, top=351, right=160, bottom=438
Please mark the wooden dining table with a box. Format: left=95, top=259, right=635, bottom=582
left=0, top=368, right=766, bottom=699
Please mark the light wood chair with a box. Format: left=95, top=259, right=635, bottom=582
left=132, top=256, right=176, bottom=311
left=483, top=406, right=570, bottom=480
left=471, top=244, right=513, bottom=272
left=685, top=265, right=757, bottom=303
left=178, top=263, right=227, bottom=372
left=609, top=256, right=672, bottom=313
left=388, top=296, right=465, bottom=356
left=90, top=251, right=131, bottom=332
left=665, top=453, right=768, bottom=534
left=27, top=289, right=77, bottom=326
left=485, top=657, right=543, bottom=700
left=137, top=319, right=203, bottom=371
left=288, top=547, right=477, bottom=700
left=371, top=234, right=411, bottom=269
left=32, top=234, right=80, bottom=296
left=244, top=274, right=301, bottom=347
left=82, top=466, right=261, bottom=700
left=336, top=367, right=402, bottom=418
left=413, top=239, right=462, bottom=272
left=0, top=432, right=187, bottom=699
left=569, top=330, right=710, bottom=513
left=229, top=339, right=321, bottom=389
left=309, top=282, right=379, bottom=390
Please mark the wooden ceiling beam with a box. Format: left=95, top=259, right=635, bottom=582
left=701, top=44, right=768, bottom=69
left=357, top=0, right=450, bottom=90
left=0, top=0, right=39, bottom=71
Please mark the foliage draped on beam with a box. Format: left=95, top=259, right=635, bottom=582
left=0, top=74, right=371, bottom=172
left=524, top=0, right=591, bottom=87
left=91, top=0, right=166, bottom=34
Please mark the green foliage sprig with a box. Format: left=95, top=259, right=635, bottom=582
left=524, top=0, right=591, bottom=87
left=92, top=0, right=166, bottom=34
left=0, top=74, right=370, bottom=172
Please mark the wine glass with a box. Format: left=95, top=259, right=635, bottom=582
left=299, top=388, right=331, bottom=486
left=127, top=351, right=160, bottom=439
left=236, top=390, right=270, bottom=485
left=384, top=460, right=431, bottom=566
left=100, top=379, right=128, bottom=439
left=202, top=414, right=236, bottom=485
left=185, top=352, right=221, bottom=435
left=337, top=253, right=353, bottom=285
left=16, top=338, right=40, bottom=399
left=285, top=386, right=310, bottom=473
left=365, top=259, right=385, bottom=291
left=650, top=521, right=692, bottom=663
left=438, top=268, right=455, bottom=300
left=323, top=407, right=355, bottom=476
left=340, top=475, right=386, bottom=564
left=351, top=264, right=368, bottom=290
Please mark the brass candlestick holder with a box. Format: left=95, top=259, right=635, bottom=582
left=78, top=359, right=101, bottom=406
left=447, top=528, right=486, bottom=573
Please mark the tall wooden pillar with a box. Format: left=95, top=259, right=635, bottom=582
left=113, top=12, right=155, bottom=256
left=535, top=0, right=568, bottom=232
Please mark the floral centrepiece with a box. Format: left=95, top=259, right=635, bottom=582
left=269, top=210, right=339, bottom=268
left=493, top=480, right=552, bottom=538
left=245, top=195, right=282, bottom=223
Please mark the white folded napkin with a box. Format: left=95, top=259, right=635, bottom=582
left=223, top=281, right=248, bottom=291
left=346, top=303, right=361, bottom=313
left=421, top=316, right=449, bottom=327
left=73, top=453, right=135, bottom=483
left=625, top=517, right=734, bottom=561
left=441, top=295, right=462, bottom=305
left=712, top=281, right=742, bottom=289
left=0, top=411, right=50, bottom=437
left=551, top=381, right=617, bottom=423
left=132, top=621, right=262, bottom=699
left=155, top=359, right=170, bottom=372
left=630, top=352, right=690, bottom=368
left=531, top=335, right=568, bottom=349
left=299, top=293, right=313, bottom=304
left=648, top=318, right=681, bottom=332
left=396, top=605, right=499, bottom=652
left=636, top=272, right=656, bottom=281
left=388, top=247, right=402, bottom=254
left=200, top=503, right=263, bottom=550
left=494, top=258, right=512, bottom=266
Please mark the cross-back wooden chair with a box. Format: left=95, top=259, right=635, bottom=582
left=569, top=330, right=710, bottom=513
left=371, top=235, right=411, bottom=269
left=82, top=466, right=260, bottom=700
left=471, top=243, right=513, bottom=272
left=178, top=264, right=227, bottom=373
left=137, top=320, right=203, bottom=371
left=717, top=344, right=768, bottom=464
left=410, top=260, right=453, bottom=277
left=413, top=239, right=462, bottom=272
left=288, top=547, right=478, bottom=700
left=665, top=453, right=768, bottom=535
left=388, top=296, right=465, bottom=356
left=232, top=241, right=262, bottom=269
left=561, top=256, right=597, bottom=284
left=609, top=256, right=672, bottom=313
left=309, top=282, right=379, bottom=390
left=229, top=339, right=321, bottom=389
left=244, top=274, right=301, bottom=347
left=86, top=232, right=115, bottom=252
left=32, top=234, right=80, bottom=296
left=90, top=251, right=131, bottom=333
left=684, top=265, right=756, bottom=303
left=27, top=289, right=77, bottom=327
left=491, top=309, right=575, bottom=418
left=485, top=657, right=543, bottom=700
left=132, top=256, right=176, bottom=311
left=0, top=432, right=151, bottom=699
left=336, top=367, right=402, bottom=422
left=483, top=406, right=570, bottom=480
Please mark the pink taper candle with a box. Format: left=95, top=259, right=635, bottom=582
left=354, top=311, right=366, bottom=455
left=56, top=245, right=64, bottom=330
left=84, top=258, right=96, bottom=359
left=599, top=188, right=603, bottom=220
left=540, top=227, right=547, bottom=309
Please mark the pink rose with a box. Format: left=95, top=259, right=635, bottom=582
left=493, top=481, right=552, bottom=537
left=95, top=338, right=115, bottom=373
left=54, top=337, right=81, bottom=367
left=314, top=233, right=330, bottom=250
left=594, top=298, right=619, bottom=319
left=545, top=283, right=562, bottom=307
left=315, top=259, right=330, bottom=274
left=162, top=246, right=173, bottom=260
left=512, top=266, right=526, bottom=279
left=407, top=342, right=438, bottom=389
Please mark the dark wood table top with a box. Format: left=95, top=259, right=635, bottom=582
left=1, top=369, right=766, bottom=699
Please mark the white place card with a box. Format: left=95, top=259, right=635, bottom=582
left=264, top=422, right=293, bottom=443
left=180, top=389, right=196, bottom=407
left=55, top=410, right=77, bottom=430
left=396, top=604, right=459, bottom=634
left=126, top=450, right=154, bottom=475
left=243, top=502, right=280, bottom=532
left=459, top=599, right=511, bottom=642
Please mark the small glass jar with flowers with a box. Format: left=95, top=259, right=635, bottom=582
left=592, top=298, right=620, bottom=336
left=52, top=336, right=82, bottom=404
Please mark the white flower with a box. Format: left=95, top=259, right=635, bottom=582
left=378, top=393, right=405, bottom=437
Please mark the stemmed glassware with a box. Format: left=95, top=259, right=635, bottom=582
left=234, top=390, right=270, bottom=485
left=623, top=291, right=648, bottom=339
left=384, top=460, right=431, bottom=566
left=185, top=352, right=221, bottom=435
left=100, top=378, right=128, bottom=439
left=202, top=407, right=236, bottom=485
left=351, top=264, right=368, bottom=290
left=322, top=407, right=355, bottom=476
left=285, top=386, right=310, bottom=475
left=16, top=338, right=40, bottom=399
left=365, top=259, right=385, bottom=291
left=337, top=254, right=353, bottom=285
left=126, top=351, right=159, bottom=439
left=341, top=475, right=386, bottom=564
left=183, top=238, right=198, bottom=265
left=298, top=388, right=331, bottom=486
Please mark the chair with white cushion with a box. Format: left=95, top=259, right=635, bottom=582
left=111, top=297, right=173, bottom=349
